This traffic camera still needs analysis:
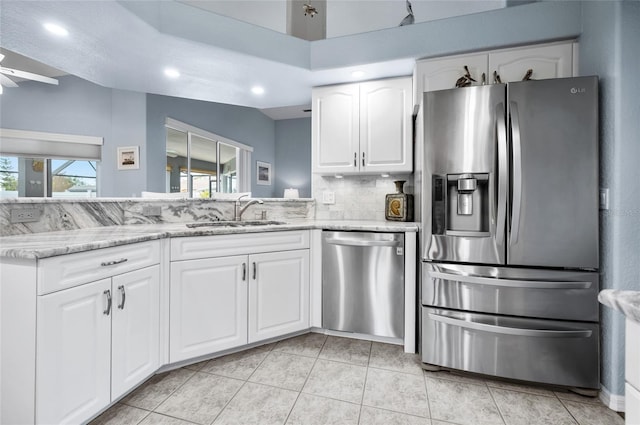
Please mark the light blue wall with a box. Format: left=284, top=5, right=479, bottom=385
left=0, top=75, right=147, bottom=197
left=274, top=118, right=312, bottom=198
left=145, top=94, right=276, bottom=198
left=579, top=0, right=640, bottom=397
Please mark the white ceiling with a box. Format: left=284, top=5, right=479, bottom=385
left=0, top=0, right=504, bottom=118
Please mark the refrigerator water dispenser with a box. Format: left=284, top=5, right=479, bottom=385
left=446, top=173, right=489, bottom=235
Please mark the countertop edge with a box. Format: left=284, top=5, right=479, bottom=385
left=0, top=221, right=419, bottom=260
left=599, top=289, right=640, bottom=323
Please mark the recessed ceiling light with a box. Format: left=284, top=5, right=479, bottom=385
left=43, top=22, right=69, bottom=37
left=251, top=86, right=265, bottom=95
left=351, top=70, right=365, bottom=78
left=164, top=68, right=180, bottom=79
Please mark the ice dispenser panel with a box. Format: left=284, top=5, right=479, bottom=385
left=443, top=173, right=489, bottom=236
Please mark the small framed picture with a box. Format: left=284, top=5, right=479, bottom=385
left=117, top=146, right=140, bottom=170
left=256, top=161, right=272, bottom=186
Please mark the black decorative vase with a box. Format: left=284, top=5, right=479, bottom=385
left=385, top=180, right=414, bottom=222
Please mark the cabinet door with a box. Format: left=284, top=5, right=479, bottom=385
left=414, top=53, right=488, bottom=103
left=312, top=84, right=360, bottom=174
left=111, top=265, right=160, bottom=400
left=489, top=42, right=574, bottom=83
left=36, top=279, right=112, bottom=425
left=248, top=250, right=310, bottom=343
left=360, top=78, right=413, bottom=174
left=170, top=256, right=247, bottom=362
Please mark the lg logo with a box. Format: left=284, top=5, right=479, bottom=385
left=571, top=87, right=586, bottom=94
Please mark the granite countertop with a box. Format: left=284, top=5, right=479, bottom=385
left=599, top=289, right=640, bottom=323
left=0, top=220, right=419, bottom=259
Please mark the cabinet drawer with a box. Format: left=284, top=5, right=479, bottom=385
left=38, top=241, right=160, bottom=295
left=171, top=230, right=310, bottom=261
left=626, top=383, right=640, bottom=425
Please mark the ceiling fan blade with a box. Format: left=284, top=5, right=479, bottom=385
left=0, top=73, right=19, bottom=88
left=0, top=67, right=59, bottom=85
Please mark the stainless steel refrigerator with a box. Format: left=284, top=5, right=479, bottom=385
left=416, top=76, right=600, bottom=390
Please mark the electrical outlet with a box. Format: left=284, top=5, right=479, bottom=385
left=599, top=188, right=609, bottom=210
left=322, top=191, right=335, bottom=204
left=142, top=205, right=162, bottom=217
left=10, top=208, right=42, bottom=223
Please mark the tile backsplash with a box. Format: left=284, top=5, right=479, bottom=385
left=312, top=174, right=414, bottom=221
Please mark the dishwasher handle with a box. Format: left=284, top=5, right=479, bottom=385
left=325, top=237, right=402, bottom=248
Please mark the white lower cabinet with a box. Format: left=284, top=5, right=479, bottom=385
left=248, top=250, right=310, bottom=343
left=36, top=265, right=160, bottom=424
left=169, top=231, right=311, bottom=363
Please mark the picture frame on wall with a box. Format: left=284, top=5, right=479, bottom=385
left=256, top=161, right=271, bottom=185
left=117, top=146, right=140, bottom=170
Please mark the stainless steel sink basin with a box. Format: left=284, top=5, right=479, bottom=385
left=185, top=220, right=285, bottom=228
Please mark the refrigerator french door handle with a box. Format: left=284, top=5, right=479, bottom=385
left=495, top=103, right=507, bottom=245
left=510, top=101, right=523, bottom=245
left=428, top=312, right=593, bottom=338
left=429, top=270, right=592, bottom=289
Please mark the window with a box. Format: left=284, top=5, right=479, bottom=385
left=0, top=129, right=102, bottom=198
left=165, top=118, right=251, bottom=198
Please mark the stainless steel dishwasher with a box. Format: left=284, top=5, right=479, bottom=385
left=322, top=231, right=404, bottom=338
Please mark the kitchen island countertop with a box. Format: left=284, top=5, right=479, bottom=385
left=599, top=289, right=640, bottom=323
left=0, top=220, right=419, bottom=259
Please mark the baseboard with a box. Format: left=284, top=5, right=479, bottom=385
left=600, top=383, right=626, bottom=412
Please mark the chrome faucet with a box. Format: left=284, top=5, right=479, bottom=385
left=234, top=194, right=264, bottom=221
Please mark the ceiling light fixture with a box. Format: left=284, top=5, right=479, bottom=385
left=164, top=68, right=180, bottom=78
left=43, top=22, right=69, bottom=37
left=251, top=86, right=265, bottom=95
left=351, top=70, right=365, bottom=78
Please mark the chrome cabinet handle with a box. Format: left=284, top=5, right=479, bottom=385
left=252, top=262, right=257, bottom=280
left=510, top=101, right=523, bottom=245
left=117, top=285, right=126, bottom=309
left=242, top=263, right=246, bottom=281
left=495, top=102, right=508, bottom=245
left=103, top=290, right=112, bottom=315
left=362, top=151, right=365, bottom=167
left=428, top=312, right=592, bottom=338
left=353, top=152, right=357, bottom=167
left=325, top=238, right=401, bottom=247
left=429, top=270, right=592, bottom=289
left=101, top=258, right=128, bottom=267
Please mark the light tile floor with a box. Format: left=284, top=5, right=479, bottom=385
left=91, top=334, right=624, bottom=425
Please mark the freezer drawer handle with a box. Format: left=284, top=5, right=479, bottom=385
left=428, top=313, right=592, bottom=338
left=430, top=271, right=592, bottom=289
left=325, top=238, right=401, bottom=248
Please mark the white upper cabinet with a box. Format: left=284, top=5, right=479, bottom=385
left=414, top=41, right=577, bottom=104
left=313, top=77, right=413, bottom=175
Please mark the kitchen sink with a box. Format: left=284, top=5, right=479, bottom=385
left=185, top=220, right=286, bottom=228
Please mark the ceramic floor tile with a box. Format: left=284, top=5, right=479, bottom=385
left=369, top=342, right=423, bottom=375
left=561, top=400, right=625, bottom=425
left=358, top=406, right=429, bottom=425
left=155, top=372, right=243, bottom=424
left=490, top=387, right=577, bottom=425
left=426, top=376, right=504, bottom=425
left=121, top=368, right=195, bottom=411
left=213, top=382, right=298, bottom=425
left=285, top=393, right=360, bottom=425
left=554, top=390, right=602, bottom=405
left=363, top=368, right=429, bottom=417
left=200, top=346, right=271, bottom=380
left=319, top=336, right=372, bottom=366
left=249, top=351, right=316, bottom=391
left=88, top=403, right=150, bottom=425
left=273, top=333, right=327, bottom=358
left=423, top=369, right=487, bottom=387
left=484, top=379, right=555, bottom=397
left=302, top=359, right=367, bottom=404
left=138, top=412, right=197, bottom=425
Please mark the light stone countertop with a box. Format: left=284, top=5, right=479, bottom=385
left=0, top=220, right=419, bottom=259
left=599, top=289, right=640, bottom=323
